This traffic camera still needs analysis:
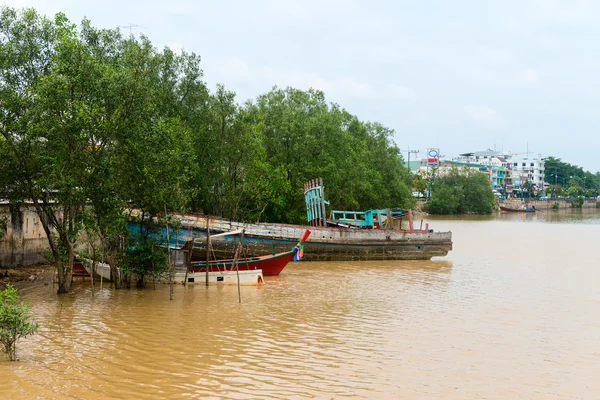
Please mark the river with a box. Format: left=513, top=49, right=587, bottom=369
left=1, top=209, right=599, bottom=399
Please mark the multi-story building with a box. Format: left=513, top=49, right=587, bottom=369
left=507, top=155, right=545, bottom=194
left=451, top=149, right=545, bottom=197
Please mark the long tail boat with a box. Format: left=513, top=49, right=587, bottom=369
left=79, top=258, right=265, bottom=285
left=79, top=230, right=311, bottom=282
left=184, top=229, right=311, bottom=276
left=169, top=179, right=452, bottom=261
left=499, top=205, right=536, bottom=213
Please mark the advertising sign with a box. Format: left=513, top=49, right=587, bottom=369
left=427, top=148, right=439, bottom=167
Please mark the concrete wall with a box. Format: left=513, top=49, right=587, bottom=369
left=0, top=204, right=49, bottom=267
left=505, top=198, right=598, bottom=210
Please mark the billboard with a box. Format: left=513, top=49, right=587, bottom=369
left=427, top=148, right=439, bottom=167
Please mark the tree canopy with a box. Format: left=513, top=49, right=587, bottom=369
left=425, top=167, right=496, bottom=214
left=0, top=7, right=414, bottom=290
left=544, top=156, right=600, bottom=195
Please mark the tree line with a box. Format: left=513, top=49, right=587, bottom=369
left=0, top=7, right=413, bottom=293
left=543, top=156, right=600, bottom=198
left=423, top=167, right=496, bottom=214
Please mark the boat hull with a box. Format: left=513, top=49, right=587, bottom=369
left=163, top=269, right=264, bottom=285
left=80, top=259, right=266, bottom=284
left=499, top=206, right=535, bottom=213
left=189, top=250, right=297, bottom=276
left=176, top=215, right=452, bottom=261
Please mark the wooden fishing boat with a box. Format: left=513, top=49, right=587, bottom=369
left=78, top=229, right=310, bottom=283
left=178, top=229, right=310, bottom=276
left=80, top=258, right=264, bottom=285
left=73, top=260, right=91, bottom=276
left=499, top=205, right=536, bottom=213
left=164, top=269, right=264, bottom=285
left=168, top=179, right=452, bottom=261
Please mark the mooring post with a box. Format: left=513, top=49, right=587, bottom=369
left=205, top=217, right=210, bottom=287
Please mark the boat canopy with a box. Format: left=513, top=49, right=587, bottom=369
left=330, top=209, right=403, bottom=229
left=304, top=178, right=404, bottom=229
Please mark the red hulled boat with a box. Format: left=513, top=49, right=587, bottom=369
left=189, top=229, right=311, bottom=276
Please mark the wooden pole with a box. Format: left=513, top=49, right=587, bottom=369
left=100, top=243, right=103, bottom=289
left=205, top=217, right=210, bottom=287
left=165, top=206, right=173, bottom=301
left=91, top=259, right=95, bottom=297
left=408, top=209, right=414, bottom=231
left=320, top=178, right=327, bottom=227
left=234, top=229, right=246, bottom=304
left=183, top=240, right=190, bottom=287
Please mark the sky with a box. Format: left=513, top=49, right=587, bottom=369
left=5, top=0, right=600, bottom=171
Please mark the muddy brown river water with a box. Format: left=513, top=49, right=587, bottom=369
left=1, top=209, right=599, bottom=399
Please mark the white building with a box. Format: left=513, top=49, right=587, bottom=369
left=506, top=154, right=545, bottom=192
left=450, top=149, right=546, bottom=196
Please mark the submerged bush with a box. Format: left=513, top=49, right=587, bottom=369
left=0, top=284, right=39, bottom=361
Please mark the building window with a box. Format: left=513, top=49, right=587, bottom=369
left=530, top=163, right=534, bottom=167
left=522, top=163, right=526, bottom=167
left=514, top=163, right=517, bottom=166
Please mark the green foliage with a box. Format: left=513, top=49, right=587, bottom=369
left=552, top=202, right=560, bottom=210
left=544, top=156, right=599, bottom=195
left=571, top=196, right=584, bottom=208
left=242, top=87, right=413, bottom=222
left=0, top=284, right=39, bottom=361
left=425, top=167, right=495, bottom=214
left=412, top=173, right=428, bottom=198
left=120, top=230, right=169, bottom=288
left=566, top=186, right=580, bottom=199
left=1, top=6, right=418, bottom=285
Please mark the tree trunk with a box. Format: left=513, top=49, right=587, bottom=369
left=107, top=247, right=122, bottom=289
left=56, top=241, right=74, bottom=294
left=136, top=273, right=144, bottom=289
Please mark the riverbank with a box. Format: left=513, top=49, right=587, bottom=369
left=0, top=264, right=54, bottom=288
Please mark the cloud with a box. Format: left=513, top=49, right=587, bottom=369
left=463, top=105, right=507, bottom=130
left=469, top=67, right=496, bottom=82
left=369, top=45, right=406, bottom=64
left=221, top=58, right=251, bottom=80
left=387, top=84, right=415, bottom=100
left=519, top=68, right=538, bottom=85
left=481, top=47, right=513, bottom=65
left=529, top=0, right=600, bottom=27
left=214, top=58, right=382, bottom=101
left=332, top=77, right=377, bottom=100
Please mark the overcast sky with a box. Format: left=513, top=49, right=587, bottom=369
left=6, top=0, right=600, bottom=171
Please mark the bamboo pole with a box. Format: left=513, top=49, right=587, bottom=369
left=320, top=178, right=327, bottom=226
left=183, top=241, right=190, bottom=287
left=91, top=259, right=95, bottom=297
left=165, top=206, right=173, bottom=301
left=100, top=244, right=103, bottom=289
left=205, top=217, right=210, bottom=287
left=233, top=229, right=246, bottom=304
